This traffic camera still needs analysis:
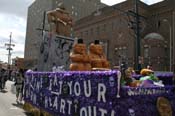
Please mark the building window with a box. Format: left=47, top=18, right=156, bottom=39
left=117, top=47, right=127, bottom=60
left=103, top=24, right=106, bottom=32
left=144, top=47, right=149, bottom=58
left=85, top=30, right=88, bottom=36
left=80, top=32, right=83, bottom=37
left=100, top=41, right=108, bottom=57
left=96, top=26, right=100, bottom=34
left=111, top=22, right=114, bottom=30
left=72, top=11, right=74, bottom=15
left=122, top=46, right=127, bottom=59
left=90, top=28, right=93, bottom=35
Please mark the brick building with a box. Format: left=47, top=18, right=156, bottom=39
left=24, top=0, right=106, bottom=69
left=12, top=57, right=24, bottom=70
left=74, top=0, right=175, bottom=71
left=0, top=62, right=8, bottom=70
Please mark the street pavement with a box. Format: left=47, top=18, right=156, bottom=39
left=0, top=81, right=29, bottom=116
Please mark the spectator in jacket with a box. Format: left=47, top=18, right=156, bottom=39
left=15, top=71, right=24, bottom=103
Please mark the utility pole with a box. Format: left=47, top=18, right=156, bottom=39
left=5, top=32, right=15, bottom=79
left=113, top=0, right=144, bottom=71
left=127, top=0, right=142, bottom=71
left=36, top=11, right=48, bottom=36
left=135, top=0, right=141, bottom=71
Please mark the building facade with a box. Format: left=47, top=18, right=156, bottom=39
left=24, top=0, right=52, bottom=69
left=12, top=57, right=24, bottom=70
left=0, top=62, right=8, bottom=70
left=74, top=0, right=175, bottom=72
left=24, top=0, right=106, bottom=69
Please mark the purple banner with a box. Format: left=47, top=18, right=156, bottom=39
left=24, top=71, right=120, bottom=116
left=24, top=71, right=175, bottom=116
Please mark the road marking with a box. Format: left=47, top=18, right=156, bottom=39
left=10, top=107, right=19, bottom=110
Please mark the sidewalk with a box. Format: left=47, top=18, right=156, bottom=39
left=0, top=81, right=29, bottom=116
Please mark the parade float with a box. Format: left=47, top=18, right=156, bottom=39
left=23, top=56, right=175, bottom=116
left=23, top=39, right=175, bottom=116
left=23, top=4, right=175, bottom=116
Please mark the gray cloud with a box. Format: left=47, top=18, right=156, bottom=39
left=141, top=0, right=164, bottom=5
left=0, top=0, right=34, bottom=19
left=13, top=35, right=25, bottom=44
left=0, top=36, right=15, bottom=51
left=0, top=36, right=8, bottom=43
left=12, top=50, right=24, bottom=55
left=0, top=0, right=32, bottom=62
left=0, top=34, right=24, bottom=46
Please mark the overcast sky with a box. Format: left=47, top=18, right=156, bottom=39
left=0, top=0, right=34, bottom=63
left=0, top=0, right=164, bottom=63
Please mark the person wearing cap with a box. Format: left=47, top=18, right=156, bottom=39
left=140, top=68, right=154, bottom=76
left=139, top=68, right=161, bottom=87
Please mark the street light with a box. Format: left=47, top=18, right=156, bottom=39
left=163, top=19, right=172, bottom=72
